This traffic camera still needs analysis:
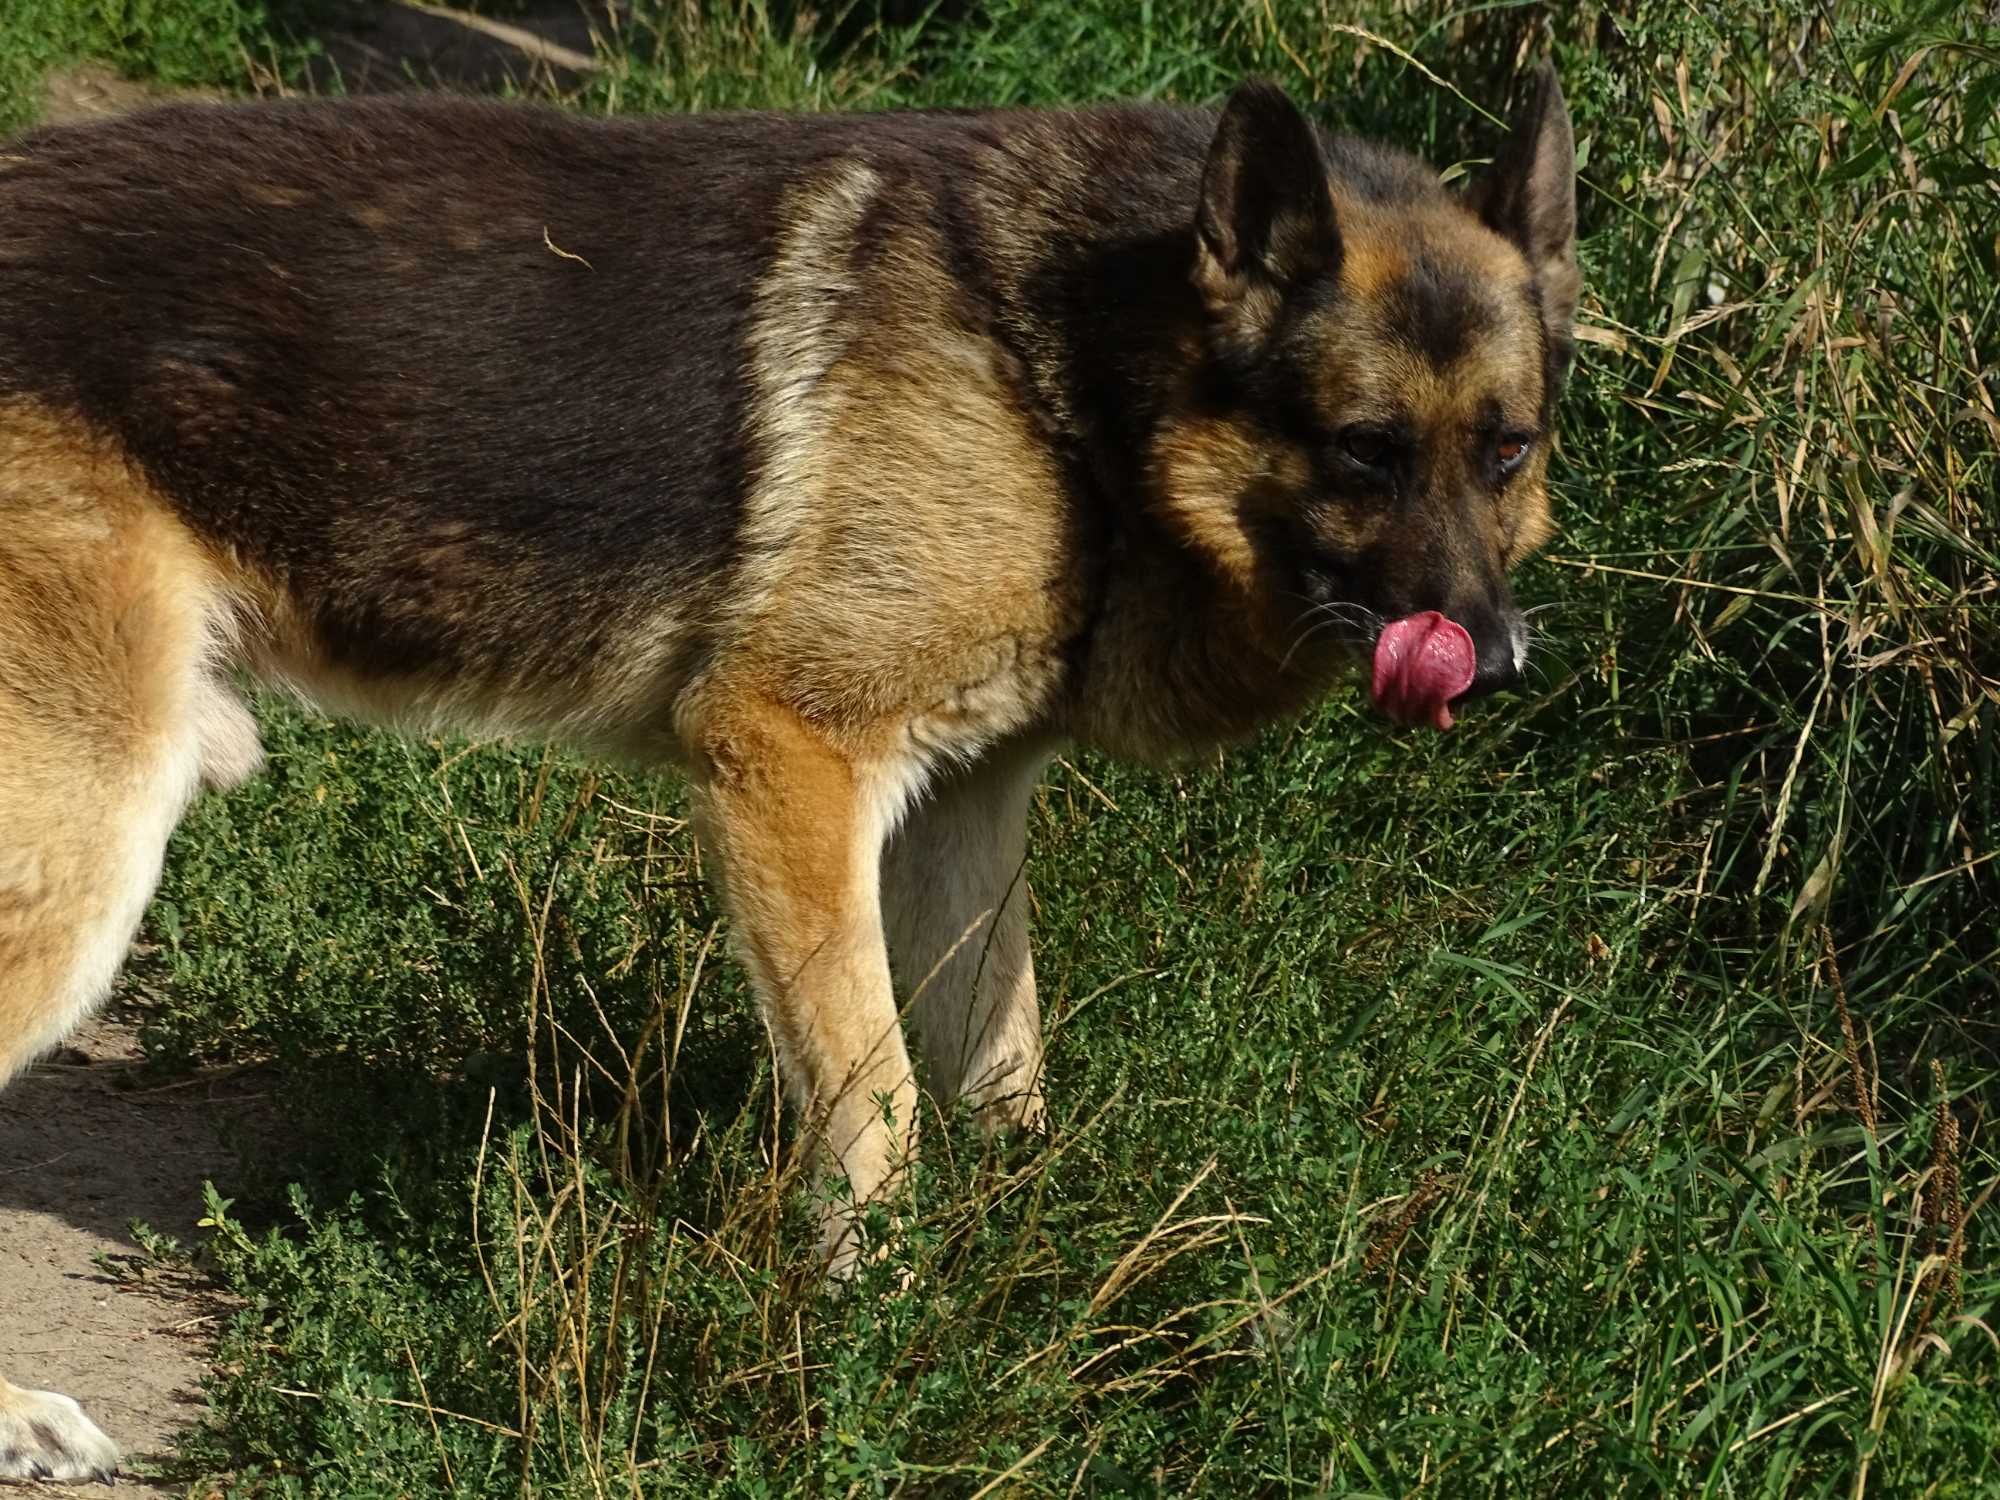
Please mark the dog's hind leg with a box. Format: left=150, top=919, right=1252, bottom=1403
left=0, top=411, right=256, bottom=1481
left=883, top=743, right=1050, bottom=1134
left=0, top=1379, right=123, bottom=1485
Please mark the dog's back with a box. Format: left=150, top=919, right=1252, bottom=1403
left=0, top=98, right=1236, bottom=742
left=1, top=101, right=814, bottom=719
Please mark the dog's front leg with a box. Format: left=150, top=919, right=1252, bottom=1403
left=883, top=743, right=1050, bottom=1135
left=689, top=698, right=916, bottom=1275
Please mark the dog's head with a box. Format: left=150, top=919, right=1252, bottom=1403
left=1153, top=69, right=1577, bottom=730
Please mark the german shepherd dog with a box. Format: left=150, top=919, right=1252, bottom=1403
left=0, top=67, right=1576, bottom=1478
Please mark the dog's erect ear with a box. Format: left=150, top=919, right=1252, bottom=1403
left=1194, top=80, right=1340, bottom=355
left=1465, top=65, right=1579, bottom=383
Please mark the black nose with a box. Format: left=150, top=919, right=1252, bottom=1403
left=1455, top=606, right=1524, bottom=702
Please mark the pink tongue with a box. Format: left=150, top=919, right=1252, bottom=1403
left=1372, top=612, right=1477, bottom=730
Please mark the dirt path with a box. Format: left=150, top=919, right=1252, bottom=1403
left=0, top=1021, right=251, bottom=1496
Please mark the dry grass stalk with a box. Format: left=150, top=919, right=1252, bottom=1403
left=1820, top=927, right=1875, bottom=1135
left=1915, top=1059, right=1964, bottom=1340
left=1363, top=1169, right=1442, bottom=1284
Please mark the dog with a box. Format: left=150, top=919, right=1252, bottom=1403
left=0, top=67, right=1576, bottom=1480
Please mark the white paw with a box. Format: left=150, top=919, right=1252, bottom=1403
left=973, top=1083, right=1047, bottom=1139
left=818, top=1205, right=867, bottom=1283
left=0, top=1384, right=122, bottom=1483
left=817, top=1201, right=905, bottom=1287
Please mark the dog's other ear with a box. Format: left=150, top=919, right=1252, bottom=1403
left=1465, top=64, right=1579, bottom=385
left=1194, top=79, right=1340, bottom=357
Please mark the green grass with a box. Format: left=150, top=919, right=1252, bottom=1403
left=11, top=0, right=2000, bottom=1493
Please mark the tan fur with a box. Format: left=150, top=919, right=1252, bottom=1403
left=664, top=167, right=1098, bottom=1248
left=724, top=165, right=1083, bottom=751
left=1332, top=207, right=1413, bottom=297
left=228, top=558, right=701, bottom=762
left=680, top=689, right=919, bottom=1270
left=1300, top=204, right=1560, bottom=595
left=1152, top=404, right=1295, bottom=591
left=0, top=404, right=245, bottom=1089
left=883, top=741, right=1052, bottom=1130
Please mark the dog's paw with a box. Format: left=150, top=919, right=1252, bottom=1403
left=816, top=1202, right=915, bottom=1292
left=974, top=1084, right=1047, bottom=1139
left=0, top=1381, right=122, bottom=1483
left=820, top=1220, right=864, bottom=1284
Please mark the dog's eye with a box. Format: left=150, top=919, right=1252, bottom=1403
left=1340, top=430, right=1395, bottom=471
left=1497, top=437, right=1531, bottom=473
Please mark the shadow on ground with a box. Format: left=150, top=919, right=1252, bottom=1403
left=0, top=1019, right=261, bottom=1497
left=281, top=0, right=607, bottom=95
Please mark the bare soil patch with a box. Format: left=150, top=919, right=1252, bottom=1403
left=0, top=1021, right=262, bottom=1496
